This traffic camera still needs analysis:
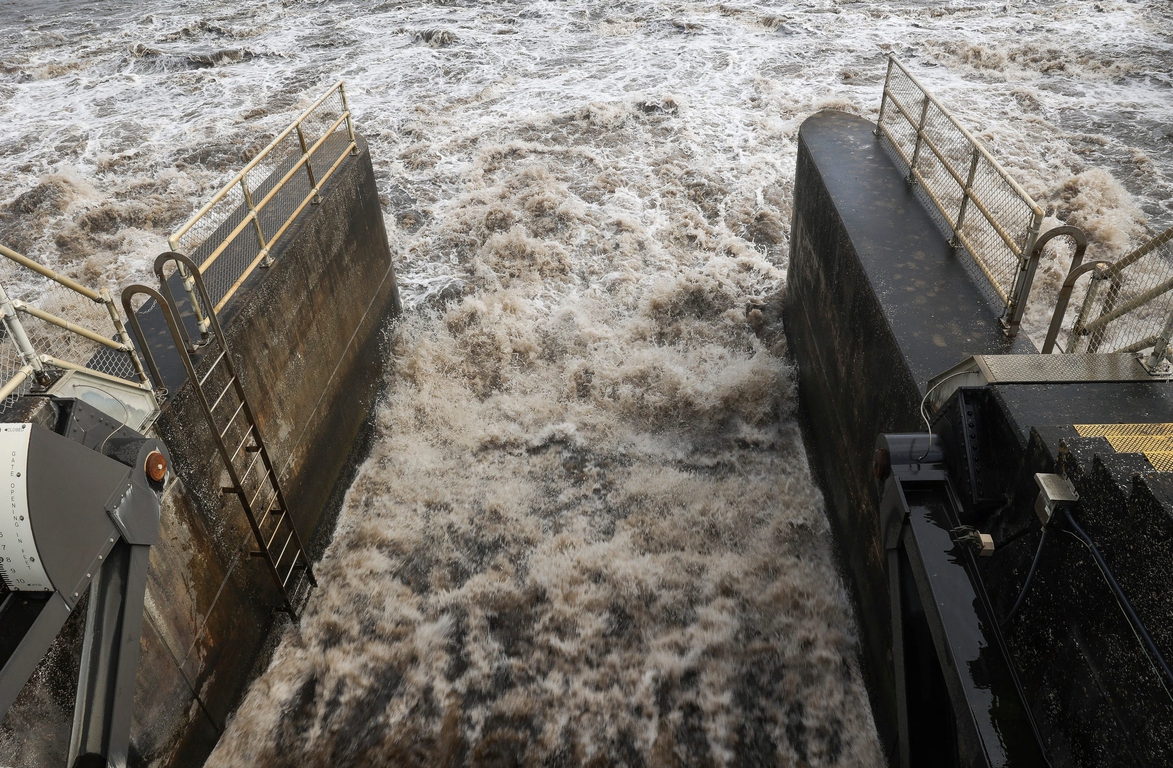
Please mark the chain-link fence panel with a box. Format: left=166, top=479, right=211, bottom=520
left=0, top=328, right=28, bottom=411
left=1070, top=226, right=1173, bottom=356
left=0, top=259, right=139, bottom=412
left=168, top=82, right=357, bottom=319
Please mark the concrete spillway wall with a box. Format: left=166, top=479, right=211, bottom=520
left=783, top=110, right=1031, bottom=758
left=0, top=134, right=400, bottom=766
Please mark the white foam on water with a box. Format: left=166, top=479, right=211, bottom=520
left=1, top=1, right=1171, bottom=764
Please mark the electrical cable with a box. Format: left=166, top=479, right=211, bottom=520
left=1062, top=507, right=1173, bottom=698
left=999, top=526, right=1048, bottom=627
left=993, top=520, right=1037, bottom=552
left=916, top=367, right=979, bottom=460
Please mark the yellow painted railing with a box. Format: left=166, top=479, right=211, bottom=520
left=167, top=81, right=358, bottom=331
left=876, top=55, right=1046, bottom=336
left=0, top=243, right=152, bottom=408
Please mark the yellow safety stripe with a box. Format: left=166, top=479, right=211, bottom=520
left=1074, top=424, right=1173, bottom=472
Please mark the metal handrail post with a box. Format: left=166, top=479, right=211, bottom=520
left=101, top=288, right=152, bottom=389
left=1004, top=213, right=1051, bottom=340
left=953, top=148, right=981, bottom=241
left=240, top=177, right=273, bottom=269
left=174, top=260, right=210, bottom=340
left=908, top=94, right=931, bottom=184
left=1146, top=310, right=1173, bottom=371
left=153, top=258, right=201, bottom=354
left=1021, top=210, right=1045, bottom=276
left=339, top=82, right=358, bottom=156
left=1067, top=267, right=1105, bottom=353
left=295, top=124, right=321, bottom=205
left=874, top=55, right=895, bottom=138
left=0, top=281, right=46, bottom=385
left=1085, top=276, right=1123, bottom=354
left=1003, top=250, right=1041, bottom=337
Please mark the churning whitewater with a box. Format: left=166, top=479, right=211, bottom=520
left=1, top=0, right=1171, bottom=765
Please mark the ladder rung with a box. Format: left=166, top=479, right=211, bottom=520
left=256, top=491, right=281, bottom=531
left=238, top=447, right=265, bottom=488
left=219, top=399, right=247, bottom=440
left=247, top=469, right=272, bottom=510
left=282, top=552, right=303, bottom=588
left=230, top=424, right=256, bottom=464
left=209, top=376, right=235, bottom=413
left=273, top=529, right=296, bottom=574
left=198, top=351, right=227, bottom=386
left=264, top=510, right=289, bottom=551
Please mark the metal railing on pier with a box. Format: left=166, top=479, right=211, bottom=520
left=1044, top=225, right=1173, bottom=369
left=876, top=54, right=1046, bottom=337
left=0, top=243, right=151, bottom=409
left=167, top=81, right=357, bottom=338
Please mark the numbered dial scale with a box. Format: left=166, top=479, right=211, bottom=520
left=0, top=423, right=50, bottom=592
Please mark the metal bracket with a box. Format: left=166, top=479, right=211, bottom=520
left=1033, top=472, right=1078, bottom=526
left=1140, top=350, right=1173, bottom=376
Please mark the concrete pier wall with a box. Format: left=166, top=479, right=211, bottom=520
left=785, top=109, right=1173, bottom=766
left=0, top=134, right=400, bottom=767
left=782, top=110, right=1030, bottom=756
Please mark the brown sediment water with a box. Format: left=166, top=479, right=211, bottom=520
left=207, top=107, right=883, bottom=765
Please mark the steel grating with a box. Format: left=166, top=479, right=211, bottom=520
left=974, top=353, right=1169, bottom=383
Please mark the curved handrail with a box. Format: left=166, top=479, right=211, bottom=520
left=120, top=285, right=174, bottom=394
left=1042, top=258, right=1113, bottom=354
left=154, top=252, right=239, bottom=376
left=153, top=252, right=210, bottom=355
left=1007, top=225, right=1087, bottom=340
left=156, top=253, right=222, bottom=331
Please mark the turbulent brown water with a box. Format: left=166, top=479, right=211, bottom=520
left=205, top=115, right=879, bottom=766
left=0, top=1, right=1170, bottom=765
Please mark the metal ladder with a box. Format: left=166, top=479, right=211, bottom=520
left=121, top=252, right=316, bottom=618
